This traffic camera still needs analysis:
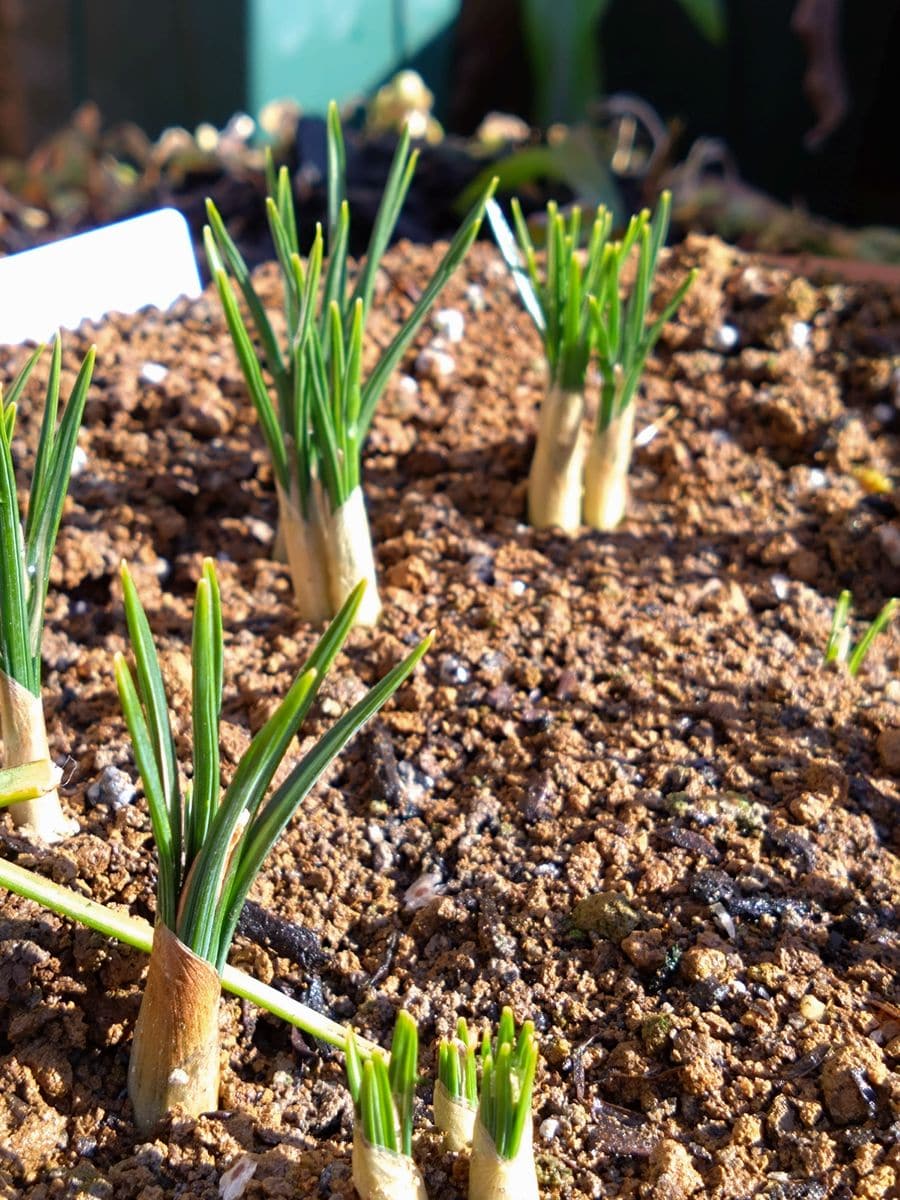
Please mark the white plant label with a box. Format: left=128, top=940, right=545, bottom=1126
left=0, top=208, right=201, bottom=344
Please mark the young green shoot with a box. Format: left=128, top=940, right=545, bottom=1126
left=206, top=100, right=496, bottom=626
left=470, top=1007, right=540, bottom=1200
left=584, top=190, right=694, bottom=530
left=824, top=590, right=897, bottom=677
left=346, top=1011, right=427, bottom=1200
left=0, top=337, right=94, bottom=841
left=435, top=1017, right=479, bottom=1150
left=115, top=559, right=431, bottom=1131
left=488, top=196, right=613, bottom=530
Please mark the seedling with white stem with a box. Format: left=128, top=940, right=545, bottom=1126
left=345, top=1010, right=428, bottom=1200
left=584, top=191, right=694, bottom=530
left=488, top=196, right=613, bottom=530
left=206, top=101, right=495, bottom=626
left=115, top=559, right=430, bottom=1131
left=0, top=338, right=94, bottom=841
left=435, top=1016, right=479, bottom=1151
left=488, top=192, right=693, bottom=532
left=824, top=590, right=897, bottom=676
left=470, top=1008, right=540, bottom=1200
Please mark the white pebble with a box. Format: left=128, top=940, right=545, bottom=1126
left=403, top=871, right=444, bottom=910
left=219, top=1156, right=258, bottom=1200
left=167, top=1068, right=189, bottom=1086
left=715, top=324, right=739, bottom=351
left=433, top=308, right=465, bottom=343
left=711, top=900, right=736, bottom=939
left=807, top=468, right=827, bottom=489
left=771, top=574, right=790, bottom=601
left=465, top=283, right=486, bottom=312
left=70, top=444, right=88, bottom=478
left=540, top=1117, right=560, bottom=1141
left=397, top=374, right=419, bottom=396
left=789, top=322, right=810, bottom=350
left=415, top=347, right=456, bottom=380
left=510, top=579, right=526, bottom=596
left=140, top=361, right=168, bottom=385
left=87, top=765, right=136, bottom=810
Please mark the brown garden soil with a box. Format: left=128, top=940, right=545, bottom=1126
left=0, top=234, right=898, bottom=1199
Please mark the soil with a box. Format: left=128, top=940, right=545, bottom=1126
left=0, top=234, right=898, bottom=1199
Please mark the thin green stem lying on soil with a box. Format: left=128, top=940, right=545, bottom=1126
left=206, top=101, right=495, bottom=625
left=0, top=856, right=379, bottom=1055
left=824, top=590, right=898, bottom=676
left=115, top=559, right=430, bottom=1129
left=0, top=337, right=94, bottom=840
left=0, top=759, right=61, bottom=807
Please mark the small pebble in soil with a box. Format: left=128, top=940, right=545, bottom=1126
left=219, top=1155, right=257, bottom=1200
left=415, top=346, right=455, bottom=379
left=439, top=654, right=470, bottom=685
left=510, top=579, right=527, bottom=596
left=873, top=402, right=895, bottom=424
left=539, top=1117, right=560, bottom=1141
left=140, top=361, right=168, bottom=385
left=433, top=307, right=465, bottom=342
left=799, top=994, right=826, bottom=1022
left=69, top=444, right=88, bottom=477
left=86, top=765, right=136, bottom=809
left=789, top=321, right=811, bottom=350
left=570, top=892, right=642, bottom=942
left=771, top=574, right=790, bottom=600
left=403, top=871, right=444, bottom=910
left=397, top=373, right=418, bottom=396
left=465, top=282, right=486, bottom=311
left=714, top=323, right=740, bottom=351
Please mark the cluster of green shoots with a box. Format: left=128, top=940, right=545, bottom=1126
left=345, top=1007, right=539, bottom=1200
left=115, top=560, right=429, bottom=1130
left=476, top=1008, right=539, bottom=1166
left=824, top=590, right=897, bottom=676
left=346, top=1011, right=419, bottom=1158
left=488, top=191, right=694, bottom=532
left=0, top=337, right=94, bottom=841
left=206, top=101, right=495, bottom=627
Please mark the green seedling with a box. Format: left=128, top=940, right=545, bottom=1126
left=488, top=195, right=613, bottom=530
left=0, top=338, right=94, bottom=841
left=584, top=191, right=694, bottom=530
left=206, top=101, right=495, bottom=626
left=345, top=1010, right=427, bottom=1200
left=435, top=1017, right=479, bottom=1150
left=824, top=590, right=897, bottom=677
left=115, top=559, right=430, bottom=1131
left=470, top=1007, right=540, bottom=1199
left=488, top=191, right=692, bottom=532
